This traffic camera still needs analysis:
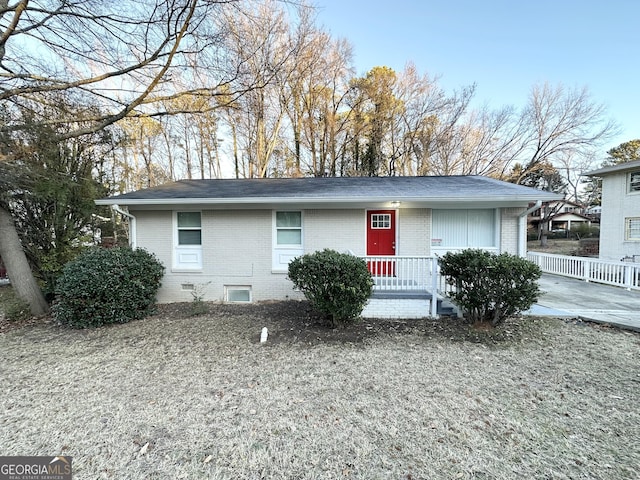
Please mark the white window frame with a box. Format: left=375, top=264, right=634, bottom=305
left=272, top=211, right=303, bottom=272
left=173, top=211, right=203, bottom=271
left=629, top=171, right=640, bottom=193
left=625, top=217, right=640, bottom=241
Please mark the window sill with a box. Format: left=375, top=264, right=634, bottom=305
left=171, top=268, right=203, bottom=273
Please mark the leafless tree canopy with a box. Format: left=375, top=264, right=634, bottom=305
left=0, top=1, right=619, bottom=184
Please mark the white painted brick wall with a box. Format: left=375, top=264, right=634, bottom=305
left=133, top=209, right=301, bottom=303
left=132, top=206, right=527, bottom=305
left=500, top=207, right=524, bottom=255
left=133, top=210, right=172, bottom=265
left=398, top=208, right=430, bottom=256
left=305, top=209, right=365, bottom=255
left=362, top=298, right=431, bottom=319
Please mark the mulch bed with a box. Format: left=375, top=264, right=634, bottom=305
left=145, top=300, right=559, bottom=347
left=1, top=299, right=621, bottom=346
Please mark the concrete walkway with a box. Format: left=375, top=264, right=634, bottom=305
left=526, top=273, right=640, bottom=332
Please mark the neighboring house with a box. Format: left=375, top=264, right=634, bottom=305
left=547, top=211, right=594, bottom=232
left=96, top=176, right=559, bottom=316
left=586, top=160, right=640, bottom=262
left=528, top=200, right=594, bottom=234
left=585, top=205, right=602, bottom=220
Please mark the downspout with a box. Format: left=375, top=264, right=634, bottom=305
left=518, top=200, right=542, bottom=257
left=112, top=204, right=137, bottom=249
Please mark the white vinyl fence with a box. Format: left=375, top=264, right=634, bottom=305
left=527, top=252, right=640, bottom=291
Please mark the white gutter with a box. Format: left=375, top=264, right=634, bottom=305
left=112, top=204, right=137, bottom=249
left=518, top=200, right=542, bottom=257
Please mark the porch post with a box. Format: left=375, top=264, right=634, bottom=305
left=430, top=257, right=439, bottom=318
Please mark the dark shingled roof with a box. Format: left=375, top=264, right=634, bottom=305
left=97, top=176, right=560, bottom=207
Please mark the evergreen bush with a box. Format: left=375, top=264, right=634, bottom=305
left=53, top=247, right=165, bottom=328
left=439, top=249, right=541, bottom=327
left=288, top=249, right=373, bottom=327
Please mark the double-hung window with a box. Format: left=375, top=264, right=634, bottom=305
left=273, top=211, right=303, bottom=271
left=174, top=211, right=203, bottom=270
left=177, top=212, right=202, bottom=245
left=276, top=211, right=302, bottom=245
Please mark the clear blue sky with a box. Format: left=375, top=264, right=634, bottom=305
left=315, top=0, right=639, bottom=156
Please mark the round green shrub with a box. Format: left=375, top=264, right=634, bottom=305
left=53, top=247, right=165, bottom=328
left=439, top=249, right=541, bottom=327
left=288, top=249, right=374, bottom=327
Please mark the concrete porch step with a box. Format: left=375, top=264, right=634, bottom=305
left=371, top=290, right=431, bottom=300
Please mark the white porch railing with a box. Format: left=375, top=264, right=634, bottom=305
left=358, top=252, right=640, bottom=319
left=527, top=252, right=640, bottom=291
left=363, top=256, right=433, bottom=291
left=360, top=256, right=453, bottom=317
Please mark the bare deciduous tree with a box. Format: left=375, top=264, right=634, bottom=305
left=0, top=0, right=271, bottom=314
left=509, top=83, right=618, bottom=184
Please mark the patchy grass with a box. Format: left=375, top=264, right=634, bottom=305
left=1, top=302, right=639, bottom=479
left=0, top=285, right=33, bottom=326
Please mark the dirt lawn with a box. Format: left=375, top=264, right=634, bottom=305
left=1, top=301, right=639, bottom=479
left=527, top=239, right=581, bottom=256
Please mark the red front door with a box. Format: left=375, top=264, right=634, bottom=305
left=367, top=210, right=396, bottom=275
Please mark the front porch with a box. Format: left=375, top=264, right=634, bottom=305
left=360, top=256, right=457, bottom=319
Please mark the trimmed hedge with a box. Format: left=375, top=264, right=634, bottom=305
left=288, top=249, right=373, bottom=327
left=53, top=247, right=164, bottom=328
left=440, top=249, right=541, bottom=327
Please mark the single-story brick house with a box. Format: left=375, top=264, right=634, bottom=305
left=96, top=176, right=560, bottom=317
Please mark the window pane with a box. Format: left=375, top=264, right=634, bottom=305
left=228, top=289, right=251, bottom=302
left=627, top=218, right=640, bottom=240
left=433, top=210, right=467, bottom=247
left=178, top=212, right=201, bottom=228
left=178, top=230, right=202, bottom=245
left=371, top=214, right=391, bottom=229
left=468, top=209, right=495, bottom=246
left=276, top=211, right=301, bottom=227
left=432, top=209, right=495, bottom=247
left=630, top=172, right=640, bottom=192
left=277, top=229, right=301, bottom=245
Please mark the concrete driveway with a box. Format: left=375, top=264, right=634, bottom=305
left=527, top=273, right=640, bottom=332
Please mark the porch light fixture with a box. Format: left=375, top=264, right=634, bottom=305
left=390, top=201, right=401, bottom=207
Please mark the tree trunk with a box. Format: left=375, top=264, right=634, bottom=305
left=539, top=223, right=549, bottom=248
left=0, top=206, right=49, bottom=315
